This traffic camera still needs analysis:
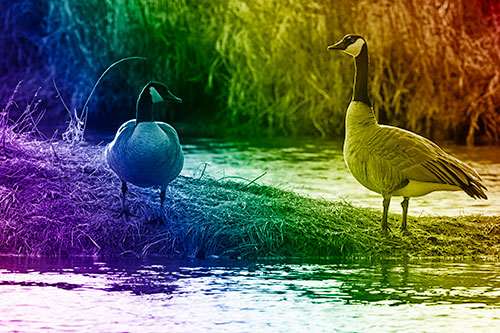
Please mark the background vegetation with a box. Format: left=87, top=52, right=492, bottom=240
left=0, top=0, right=499, bottom=144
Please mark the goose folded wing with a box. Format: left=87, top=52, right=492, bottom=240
left=156, top=122, right=184, bottom=172
left=369, top=126, right=487, bottom=198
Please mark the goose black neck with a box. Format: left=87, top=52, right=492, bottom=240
left=136, top=92, right=154, bottom=124
left=353, top=44, right=371, bottom=106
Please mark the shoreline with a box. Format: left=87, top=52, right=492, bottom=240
left=0, top=129, right=499, bottom=258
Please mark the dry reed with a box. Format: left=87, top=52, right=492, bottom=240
left=2, top=0, right=499, bottom=144
left=358, top=0, right=500, bottom=146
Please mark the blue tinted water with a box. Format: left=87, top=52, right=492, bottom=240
left=1, top=256, right=500, bottom=332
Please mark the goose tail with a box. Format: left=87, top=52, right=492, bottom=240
left=424, top=157, right=488, bottom=200
left=462, top=178, right=488, bottom=200
left=448, top=158, right=488, bottom=200
left=444, top=158, right=488, bottom=200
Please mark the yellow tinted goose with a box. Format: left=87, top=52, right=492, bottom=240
left=105, top=81, right=183, bottom=217
left=328, top=34, right=487, bottom=233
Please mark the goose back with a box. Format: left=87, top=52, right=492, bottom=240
left=105, top=121, right=184, bottom=188
left=343, top=101, right=487, bottom=199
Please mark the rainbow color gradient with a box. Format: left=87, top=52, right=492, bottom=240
left=1, top=0, right=500, bottom=331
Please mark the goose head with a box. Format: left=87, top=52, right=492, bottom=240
left=328, top=34, right=366, bottom=58
left=136, top=81, right=182, bottom=123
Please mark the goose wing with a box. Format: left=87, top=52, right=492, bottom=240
left=369, top=125, right=487, bottom=199
left=114, top=119, right=136, bottom=137
left=156, top=122, right=180, bottom=143
left=156, top=122, right=184, bottom=177
left=104, top=120, right=136, bottom=162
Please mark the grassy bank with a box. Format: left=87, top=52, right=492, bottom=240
left=0, top=117, right=499, bottom=259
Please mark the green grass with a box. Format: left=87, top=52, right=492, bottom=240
left=1, top=103, right=499, bottom=259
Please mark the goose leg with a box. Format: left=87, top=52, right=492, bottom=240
left=160, top=188, right=166, bottom=208
left=117, top=181, right=136, bottom=220
left=401, top=197, right=409, bottom=232
left=146, top=187, right=167, bottom=228
left=121, top=180, right=127, bottom=210
left=382, top=196, right=391, bottom=233
left=146, top=187, right=169, bottom=227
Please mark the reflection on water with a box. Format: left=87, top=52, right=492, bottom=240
left=181, top=138, right=500, bottom=217
left=1, top=256, right=500, bottom=332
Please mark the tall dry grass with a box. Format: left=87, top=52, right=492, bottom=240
left=212, top=0, right=354, bottom=136
left=1, top=0, right=499, bottom=144
left=39, top=0, right=356, bottom=135
left=41, top=0, right=223, bottom=129
left=359, top=0, right=500, bottom=146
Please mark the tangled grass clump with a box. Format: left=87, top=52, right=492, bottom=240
left=1, top=85, right=500, bottom=258
left=0, top=124, right=385, bottom=258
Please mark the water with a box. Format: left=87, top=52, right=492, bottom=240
left=1, top=256, right=500, bottom=332
left=180, top=138, right=500, bottom=217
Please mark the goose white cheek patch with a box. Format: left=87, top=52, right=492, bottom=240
left=343, top=38, right=365, bottom=57
left=150, top=87, right=164, bottom=104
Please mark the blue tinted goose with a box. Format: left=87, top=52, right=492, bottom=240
left=105, top=81, right=183, bottom=217
left=328, top=34, right=487, bottom=233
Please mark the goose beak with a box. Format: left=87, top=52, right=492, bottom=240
left=167, top=91, right=182, bottom=103
left=327, top=40, right=345, bottom=51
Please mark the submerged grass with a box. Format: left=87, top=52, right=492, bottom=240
left=0, top=90, right=499, bottom=259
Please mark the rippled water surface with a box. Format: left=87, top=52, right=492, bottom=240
left=181, top=138, right=500, bottom=216
left=1, top=256, right=500, bottom=332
